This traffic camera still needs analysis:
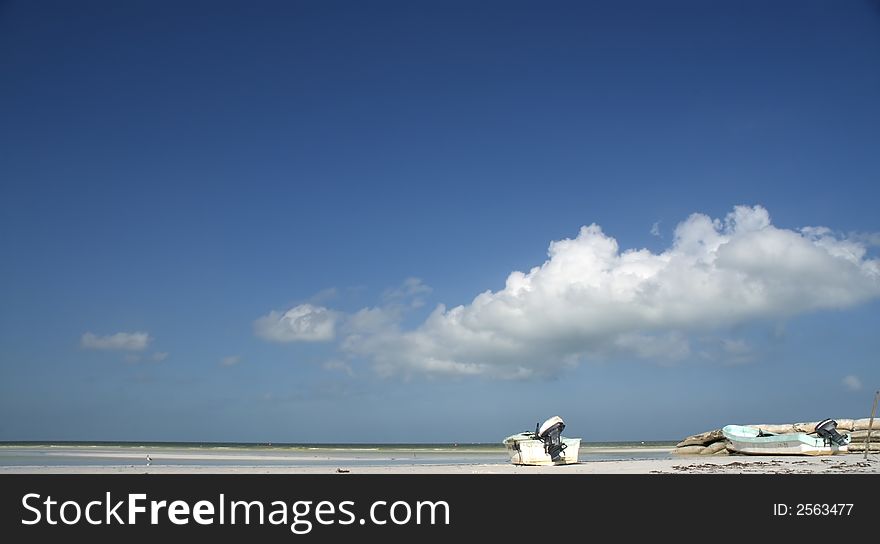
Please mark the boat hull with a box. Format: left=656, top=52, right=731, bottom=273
left=503, top=434, right=581, bottom=465
left=722, top=425, right=848, bottom=456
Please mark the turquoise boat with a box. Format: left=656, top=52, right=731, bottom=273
left=722, top=419, right=851, bottom=456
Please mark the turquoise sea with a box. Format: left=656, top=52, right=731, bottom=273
left=0, top=441, right=675, bottom=467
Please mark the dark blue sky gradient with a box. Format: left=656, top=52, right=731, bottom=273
left=1, top=1, right=879, bottom=442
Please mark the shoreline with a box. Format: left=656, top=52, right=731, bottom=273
left=0, top=443, right=675, bottom=467
left=2, top=442, right=877, bottom=474
left=2, top=455, right=877, bottom=474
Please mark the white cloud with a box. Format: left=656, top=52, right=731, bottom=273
left=151, top=352, right=169, bottom=362
left=220, top=355, right=241, bottom=367
left=345, top=306, right=401, bottom=336
left=850, top=231, right=880, bottom=247
left=341, top=205, right=880, bottom=378
left=383, top=277, right=432, bottom=308
left=650, top=221, right=661, bottom=237
left=81, top=331, right=151, bottom=351
left=254, top=304, right=336, bottom=342
left=613, top=332, right=690, bottom=361
left=842, top=375, right=862, bottom=391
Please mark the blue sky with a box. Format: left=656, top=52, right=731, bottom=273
left=1, top=1, right=879, bottom=443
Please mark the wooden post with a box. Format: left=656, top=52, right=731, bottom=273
left=866, top=390, right=879, bottom=461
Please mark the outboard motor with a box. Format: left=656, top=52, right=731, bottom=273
left=537, top=416, right=567, bottom=461
left=815, top=419, right=850, bottom=446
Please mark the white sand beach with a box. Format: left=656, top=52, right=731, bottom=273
left=2, top=452, right=877, bottom=474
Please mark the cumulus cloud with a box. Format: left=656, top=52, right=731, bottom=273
left=340, top=205, right=880, bottom=378
left=254, top=304, right=337, bottom=342
left=81, top=331, right=151, bottom=351
left=851, top=232, right=880, bottom=247
left=842, top=375, right=862, bottom=391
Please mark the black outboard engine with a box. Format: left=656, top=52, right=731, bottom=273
left=814, top=419, right=850, bottom=447
left=537, top=416, right=567, bottom=461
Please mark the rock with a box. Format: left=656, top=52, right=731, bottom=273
left=676, top=429, right=725, bottom=448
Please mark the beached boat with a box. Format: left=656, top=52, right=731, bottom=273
left=722, top=419, right=851, bottom=456
left=503, top=416, right=581, bottom=465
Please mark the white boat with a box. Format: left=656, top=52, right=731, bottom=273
left=722, top=419, right=851, bottom=456
left=503, top=416, right=581, bottom=465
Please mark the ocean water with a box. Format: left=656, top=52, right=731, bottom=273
left=0, top=441, right=675, bottom=467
